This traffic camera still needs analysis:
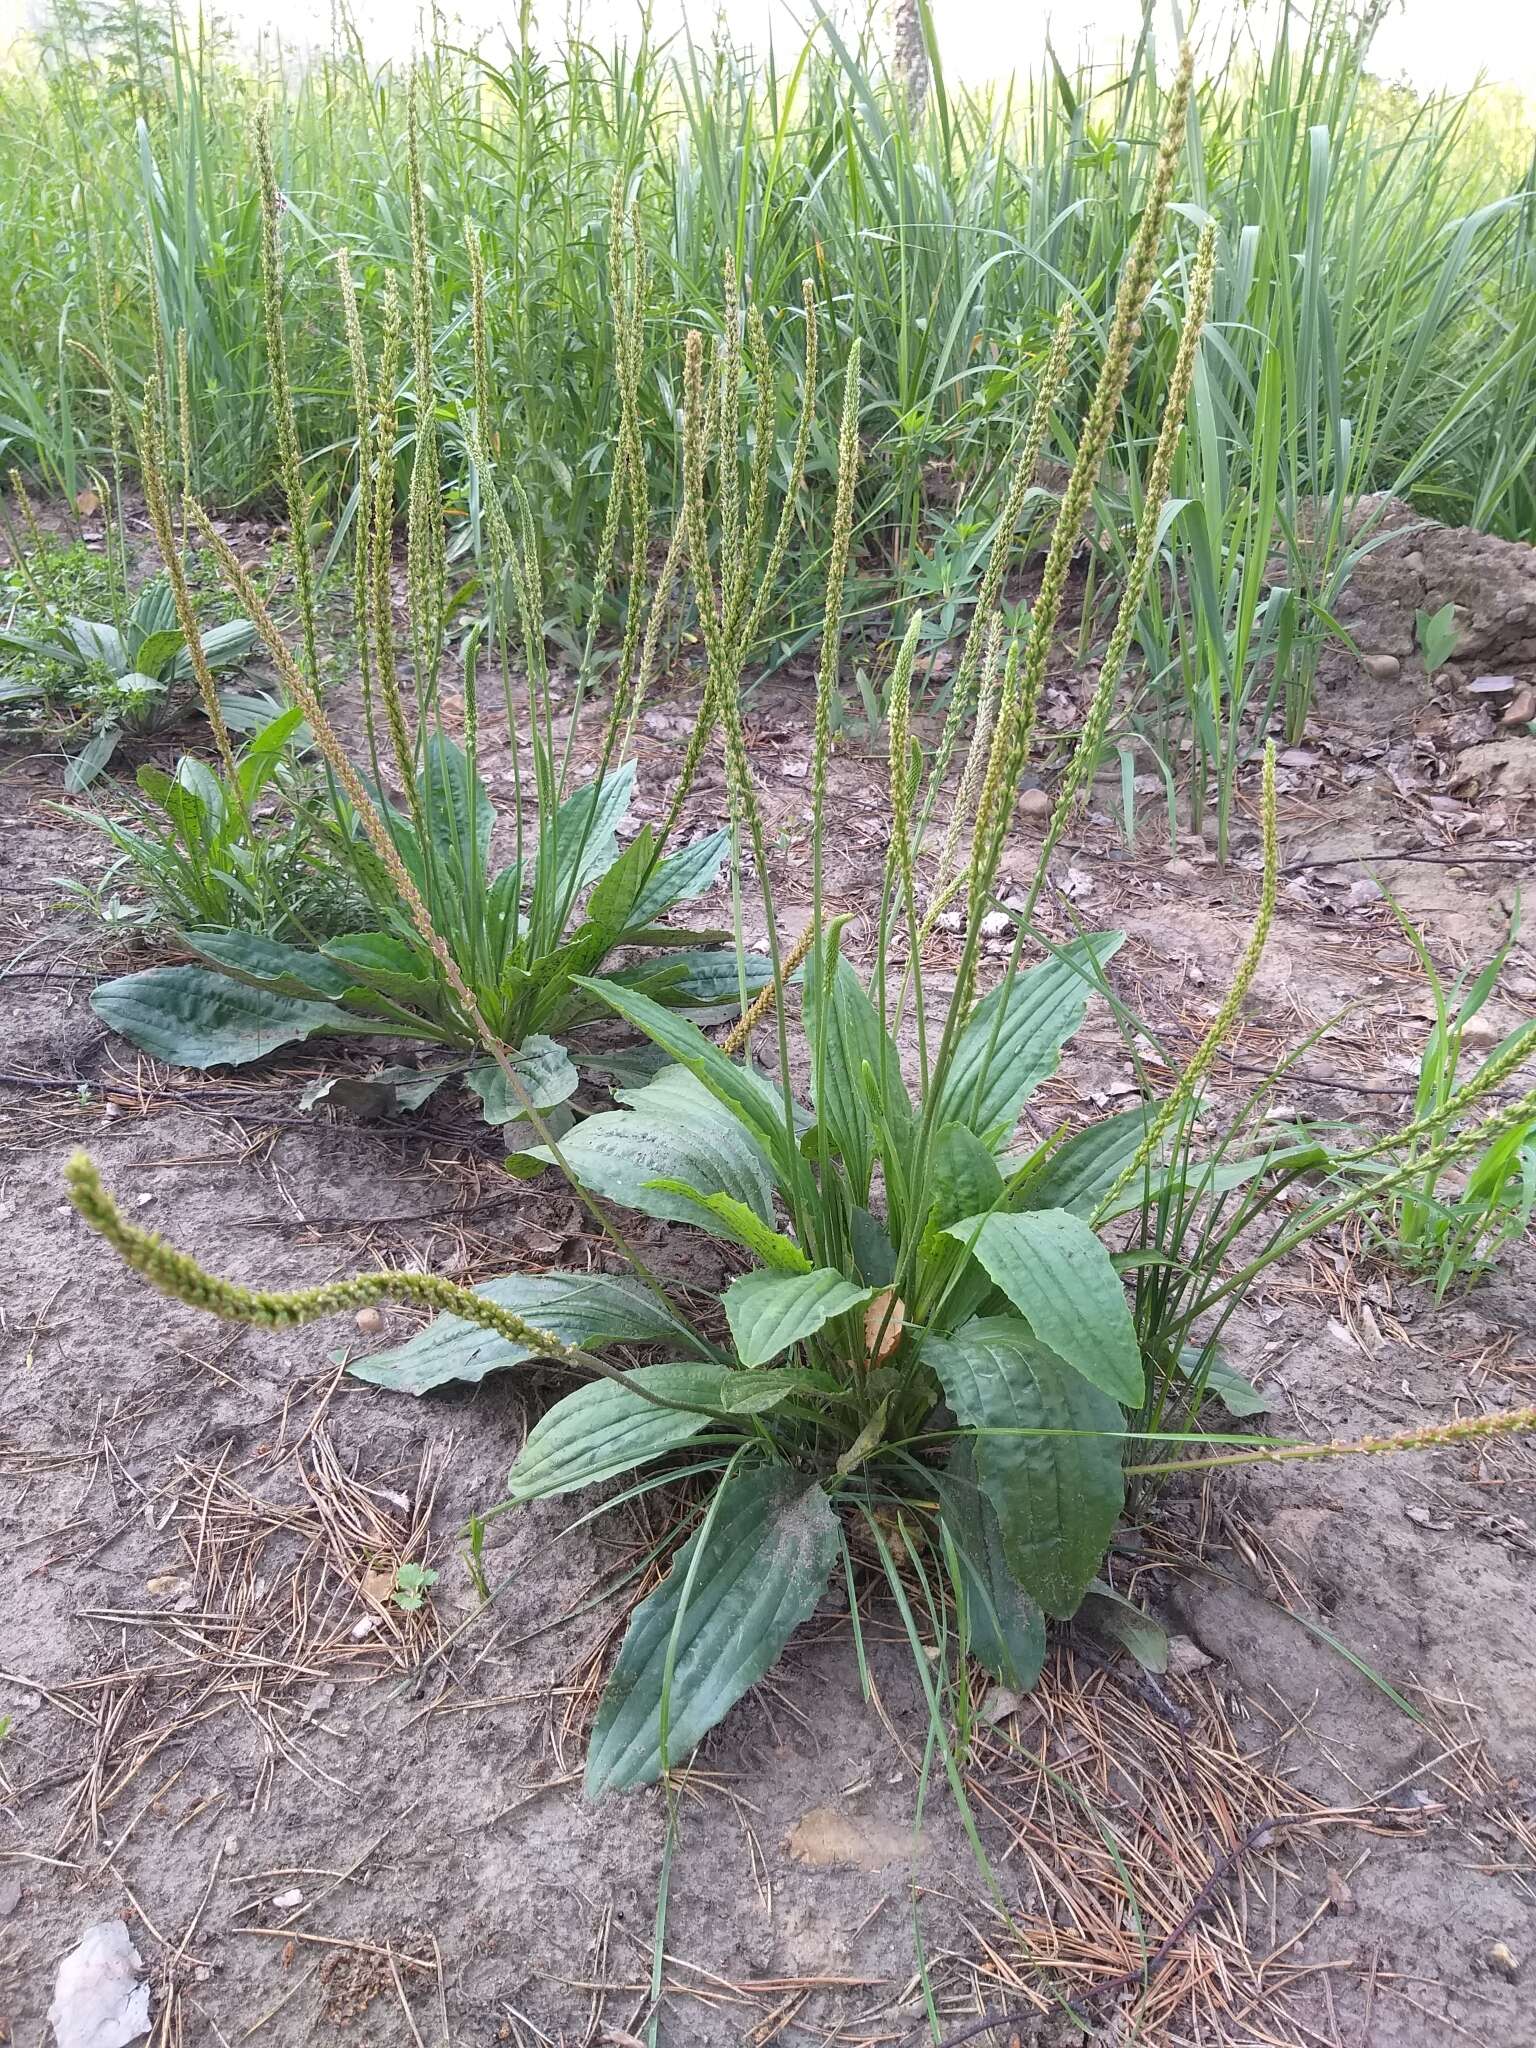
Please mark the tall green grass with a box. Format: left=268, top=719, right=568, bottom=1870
left=1, top=1, right=1532, bottom=669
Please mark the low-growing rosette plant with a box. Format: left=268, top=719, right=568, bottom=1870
left=64, top=65, right=1536, bottom=1802
left=85, top=153, right=786, bottom=1127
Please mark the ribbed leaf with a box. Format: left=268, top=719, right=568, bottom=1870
left=585, top=1464, right=840, bottom=1796
left=351, top=1271, right=691, bottom=1394
left=924, top=1316, right=1124, bottom=1618
left=573, top=977, right=792, bottom=1159
left=802, top=941, right=893, bottom=1194
left=626, top=828, right=730, bottom=928
left=723, top=1267, right=873, bottom=1367
left=91, top=966, right=370, bottom=1068
left=464, top=1037, right=579, bottom=1121
left=507, top=1363, right=729, bottom=1502
left=1007, top=1104, right=1153, bottom=1216
left=518, top=1066, right=775, bottom=1226
left=643, top=1181, right=811, bottom=1271
left=421, top=732, right=494, bottom=872
left=938, top=932, right=1125, bottom=1143
left=544, top=763, right=636, bottom=897
left=185, top=932, right=355, bottom=1001
left=936, top=1442, right=1046, bottom=1691
left=951, top=1210, right=1143, bottom=1406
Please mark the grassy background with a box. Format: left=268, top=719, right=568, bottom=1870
left=1, top=0, right=1533, bottom=642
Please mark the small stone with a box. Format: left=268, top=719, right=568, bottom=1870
left=146, top=1574, right=187, bottom=1599
left=1459, top=1014, right=1499, bottom=1047
left=1467, top=673, right=1518, bottom=695
left=1360, top=654, right=1401, bottom=682
left=1500, top=686, right=1536, bottom=727
left=978, top=909, right=1011, bottom=938
left=1164, top=857, right=1199, bottom=881
left=354, top=1307, right=384, bottom=1337
left=0, top=1872, right=21, bottom=1917
left=1348, top=877, right=1383, bottom=908
left=271, top=1888, right=303, bottom=1910
left=1017, top=786, right=1050, bottom=820
left=223, top=1836, right=241, bottom=1858
left=1487, top=1941, right=1521, bottom=1984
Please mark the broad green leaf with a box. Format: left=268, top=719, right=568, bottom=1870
left=1006, top=1104, right=1154, bottom=1216
left=64, top=725, right=121, bottom=791
left=543, top=762, right=636, bottom=898
left=614, top=948, right=776, bottom=1009
left=507, top=1362, right=730, bottom=1503
left=936, top=1442, right=1046, bottom=1691
left=180, top=616, right=257, bottom=676
left=185, top=932, right=355, bottom=1001
left=626, top=828, right=730, bottom=928
left=320, top=933, right=439, bottom=1010
left=133, top=627, right=187, bottom=678
left=583, top=825, right=656, bottom=937
left=802, top=939, right=900, bottom=1197
left=573, top=977, right=792, bottom=1159
left=351, top=1271, right=692, bottom=1394
left=952, top=1209, right=1143, bottom=1406
left=924, top=1316, right=1124, bottom=1618
left=64, top=617, right=127, bottom=669
left=420, top=732, right=494, bottom=873
left=1176, top=1345, right=1267, bottom=1417
left=1079, top=1582, right=1170, bottom=1672
left=716, top=1365, right=839, bottom=1415
left=938, top=932, right=1125, bottom=1144
left=585, top=1463, right=840, bottom=1796
left=723, top=1267, right=873, bottom=1368
left=127, top=578, right=177, bottom=642
left=927, top=1123, right=1005, bottom=1233
left=516, top=1066, right=775, bottom=1226
left=464, top=1037, right=579, bottom=1122
left=643, top=1181, right=811, bottom=1272
left=90, top=966, right=370, bottom=1068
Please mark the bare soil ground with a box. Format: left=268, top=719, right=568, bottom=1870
left=3, top=509, right=1535, bottom=2047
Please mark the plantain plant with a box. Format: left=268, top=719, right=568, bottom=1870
left=64, top=61, right=1536, bottom=1798
left=87, top=148, right=790, bottom=1127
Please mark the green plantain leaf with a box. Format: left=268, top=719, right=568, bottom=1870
left=1176, top=1345, right=1267, bottom=1416
left=950, top=1209, right=1143, bottom=1406
left=585, top=1462, right=841, bottom=1796
left=643, top=1181, right=811, bottom=1271
left=420, top=732, right=494, bottom=873
left=351, top=1270, right=693, bottom=1394
left=924, top=1316, right=1124, bottom=1618
left=802, top=938, right=893, bottom=1196
left=463, top=1036, right=580, bottom=1121
left=506, top=1362, right=731, bottom=1502
left=184, top=932, right=356, bottom=1001
left=1079, top=1582, right=1169, bottom=1673
left=1006, top=1104, right=1154, bottom=1215
left=90, top=966, right=372, bottom=1068
left=723, top=1267, right=873, bottom=1367
left=573, top=977, right=793, bottom=1159
left=514, top=1066, right=776, bottom=1226
left=936, top=1441, right=1046, bottom=1691
left=625, top=827, right=730, bottom=928
left=543, top=763, right=636, bottom=898
left=938, top=932, right=1125, bottom=1144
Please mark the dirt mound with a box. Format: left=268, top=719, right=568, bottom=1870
left=1326, top=496, right=1536, bottom=730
